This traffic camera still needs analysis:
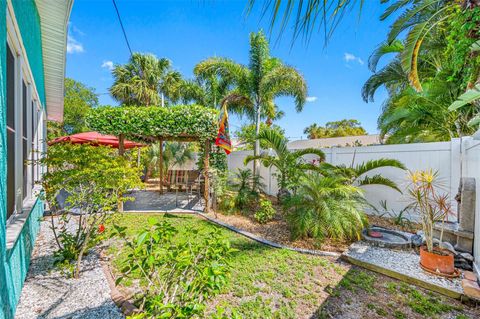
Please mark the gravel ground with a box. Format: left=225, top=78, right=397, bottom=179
left=15, top=220, right=124, bottom=319
left=344, top=241, right=463, bottom=293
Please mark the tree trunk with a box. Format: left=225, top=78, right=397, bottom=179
left=159, top=139, right=164, bottom=194
left=161, top=93, right=165, bottom=107
left=204, top=140, right=210, bottom=214
left=254, top=103, right=261, bottom=178
left=118, top=134, right=125, bottom=156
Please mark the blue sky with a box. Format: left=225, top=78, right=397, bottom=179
left=66, top=0, right=397, bottom=140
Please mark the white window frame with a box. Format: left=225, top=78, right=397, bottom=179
left=6, top=3, right=46, bottom=236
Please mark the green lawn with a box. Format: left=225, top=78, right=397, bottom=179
left=106, top=213, right=478, bottom=319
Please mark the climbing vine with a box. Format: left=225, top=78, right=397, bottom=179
left=86, top=105, right=219, bottom=141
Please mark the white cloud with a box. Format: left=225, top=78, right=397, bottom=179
left=101, top=60, right=114, bottom=70
left=344, top=52, right=364, bottom=65
left=306, top=96, right=318, bottom=102
left=67, top=35, right=84, bottom=54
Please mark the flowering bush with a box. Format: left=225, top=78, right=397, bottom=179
left=42, top=143, right=142, bottom=278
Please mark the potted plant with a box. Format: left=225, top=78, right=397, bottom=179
left=407, top=169, right=456, bottom=276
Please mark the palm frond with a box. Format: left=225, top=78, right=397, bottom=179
left=448, top=84, right=480, bottom=111
left=354, top=158, right=406, bottom=176
left=290, top=148, right=326, bottom=162
left=368, top=40, right=404, bottom=72
left=357, top=174, right=402, bottom=193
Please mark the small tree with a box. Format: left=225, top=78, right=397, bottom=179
left=42, top=143, right=142, bottom=278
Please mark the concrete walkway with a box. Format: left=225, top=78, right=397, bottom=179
left=123, top=190, right=204, bottom=212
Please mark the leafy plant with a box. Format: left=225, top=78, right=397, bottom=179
left=229, top=168, right=264, bottom=211
left=321, top=158, right=406, bottom=192
left=86, top=105, right=219, bottom=142
left=303, top=119, right=367, bottom=139
left=41, top=143, right=142, bottom=278
left=374, top=200, right=413, bottom=231
left=112, top=218, right=234, bottom=318
left=245, top=128, right=325, bottom=198
left=254, top=199, right=276, bottom=224
left=406, top=169, right=452, bottom=252
left=283, top=173, right=368, bottom=241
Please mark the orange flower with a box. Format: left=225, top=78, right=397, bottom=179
left=98, top=224, right=105, bottom=234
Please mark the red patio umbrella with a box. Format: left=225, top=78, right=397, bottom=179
left=48, top=132, right=144, bottom=149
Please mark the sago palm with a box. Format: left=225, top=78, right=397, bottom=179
left=320, top=158, right=406, bottom=192
left=195, top=31, right=307, bottom=175
left=244, top=129, right=325, bottom=196
left=283, top=173, right=368, bottom=241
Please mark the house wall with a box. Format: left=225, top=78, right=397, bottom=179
left=1, top=1, right=46, bottom=318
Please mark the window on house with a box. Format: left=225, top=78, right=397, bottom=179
left=22, top=81, right=28, bottom=200
left=32, top=100, right=36, bottom=188
left=7, top=43, right=16, bottom=220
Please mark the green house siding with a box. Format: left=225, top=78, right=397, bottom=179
left=11, top=0, right=46, bottom=107
left=0, top=0, right=9, bottom=317
left=0, top=1, right=46, bottom=318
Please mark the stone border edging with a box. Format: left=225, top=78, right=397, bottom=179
left=196, top=212, right=341, bottom=257
left=99, top=251, right=139, bottom=317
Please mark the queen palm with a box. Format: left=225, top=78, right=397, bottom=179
left=175, top=74, right=232, bottom=109
left=244, top=129, right=325, bottom=198
left=195, top=31, right=307, bottom=175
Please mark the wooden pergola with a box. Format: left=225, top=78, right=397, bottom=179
left=87, top=105, right=219, bottom=213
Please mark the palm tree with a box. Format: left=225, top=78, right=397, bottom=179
left=244, top=129, right=325, bottom=198
left=303, top=123, right=322, bottom=139
left=195, top=31, right=307, bottom=176
left=110, top=53, right=181, bottom=107
left=283, top=173, right=368, bottom=241
left=320, top=158, right=406, bottom=192
left=175, top=74, right=232, bottom=109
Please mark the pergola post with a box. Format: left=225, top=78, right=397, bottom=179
left=118, top=134, right=125, bottom=156
left=159, top=138, right=164, bottom=194
left=204, top=140, right=210, bottom=213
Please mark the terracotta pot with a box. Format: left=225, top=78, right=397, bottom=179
left=419, top=245, right=455, bottom=275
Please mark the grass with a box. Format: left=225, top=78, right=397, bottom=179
left=106, top=213, right=479, bottom=319
left=106, top=213, right=346, bottom=318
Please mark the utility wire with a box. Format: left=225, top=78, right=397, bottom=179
left=112, top=0, right=133, bottom=57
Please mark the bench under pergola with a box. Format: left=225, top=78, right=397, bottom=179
left=87, top=104, right=219, bottom=213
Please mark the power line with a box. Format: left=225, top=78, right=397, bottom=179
left=112, top=0, right=133, bottom=57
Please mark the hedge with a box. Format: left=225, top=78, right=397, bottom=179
left=86, top=105, right=219, bottom=141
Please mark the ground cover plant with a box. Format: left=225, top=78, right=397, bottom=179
left=106, top=213, right=479, bottom=319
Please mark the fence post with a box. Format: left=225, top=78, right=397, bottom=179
left=450, top=138, right=461, bottom=221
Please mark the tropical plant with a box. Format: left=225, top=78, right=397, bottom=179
left=110, top=53, right=182, bottom=106
left=41, top=144, right=142, bottom=278
left=406, top=169, right=452, bottom=253
left=194, top=31, right=307, bottom=174
left=112, top=218, right=233, bottom=318
left=234, top=122, right=285, bottom=150
left=254, top=199, right=276, bottom=224
left=176, top=74, right=232, bottom=109
left=244, top=129, right=325, bottom=197
left=283, top=173, right=368, bottom=241
left=229, top=168, right=264, bottom=210
left=320, top=158, right=406, bottom=192
left=303, top=119, right=367, bottom=139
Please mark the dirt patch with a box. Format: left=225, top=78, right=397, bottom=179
left=206, top=211, right=350, bottom=252
left=367, top=214, right=422, bottom=233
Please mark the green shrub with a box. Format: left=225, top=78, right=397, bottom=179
left=254, top=199, right=276, bottom=224
left=283, top=173, right=368, bottom=241
left=42, top=143, right=142, bottom=278
left=113, top=218, right=234, bottom=318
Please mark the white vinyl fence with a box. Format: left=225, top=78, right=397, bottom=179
left=227, top=137, right=480, bottom=274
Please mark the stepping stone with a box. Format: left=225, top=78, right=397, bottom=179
left=462, top=278, right=480, bottom=300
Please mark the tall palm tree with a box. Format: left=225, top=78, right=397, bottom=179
left=195, top=31, right=307, bottom=175
left=175, top=74, right=232, bottom=109
left=110, top=53, right=181, bottom=107
left=244, top=129, right=325, bottom=198
left=303, top=123, right=322, bottom=139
